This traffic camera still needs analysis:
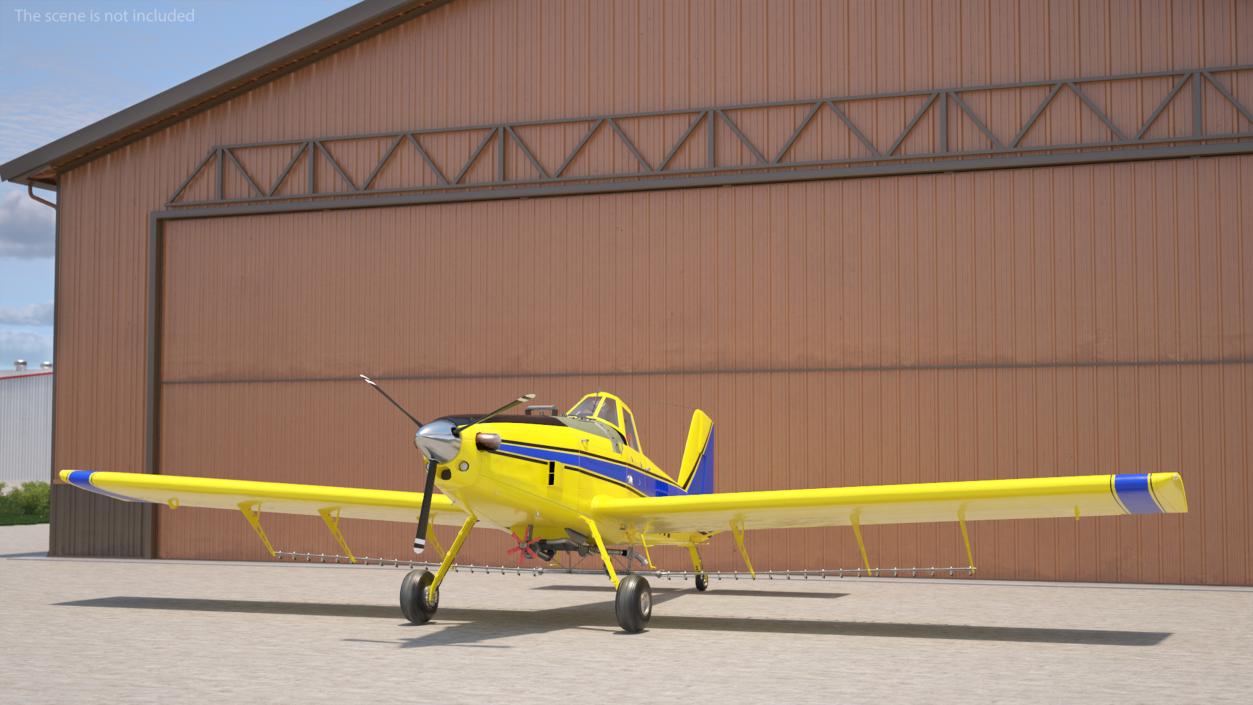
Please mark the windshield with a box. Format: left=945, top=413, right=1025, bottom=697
left=596, top=397, right=619, bottom=426
left=560, top=416, right=620, bottom=442
left=568, top=395, right=599, bottom=417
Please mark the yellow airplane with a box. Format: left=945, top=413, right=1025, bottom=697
left=60, top=379, right=1188, bottom=633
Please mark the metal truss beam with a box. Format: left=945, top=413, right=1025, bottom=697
left=167, top=64, right=1253, bottom=208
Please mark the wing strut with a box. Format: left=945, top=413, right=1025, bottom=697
left=730, top=521, right=756, bottom=578
left=958, top=510, right=976, bottom=574
left=239, top=501, right=277, bottom=557
left=851, top=513, right=872, bottom=576
left=628, top=528, right=657, bottom=570
left=317, top=507, right=357, bottom=564
left=426, top=527, right=447, bottom=560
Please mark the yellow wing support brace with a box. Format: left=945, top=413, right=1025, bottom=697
left=238, top=501, right=276, bottom=557
left=959, top=510, right=977, bottom=574
left=629, top=528, right=657, bottom=570
left=730, top=521, right=756, bottom=578
left=851, top=513, right=872, bottom=576
left=426, top=528, right=447, bottom=560
left=317, top=507, right=357, bottom=564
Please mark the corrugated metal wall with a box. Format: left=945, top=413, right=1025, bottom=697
left=48, top=484, right=149, bottom=558
left=52, top=0, right=1253, bottom=582
left=0, top=373, right=52, bottom=486
left=154, top=155, right=1252, bottom=584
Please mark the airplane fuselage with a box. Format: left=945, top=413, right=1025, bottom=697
left=427, top=414, right=706, bottom=548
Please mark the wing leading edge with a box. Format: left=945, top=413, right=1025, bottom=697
left=591, top=472, right=1186, bottom=534
left=58, top=470, right=468, bottom=526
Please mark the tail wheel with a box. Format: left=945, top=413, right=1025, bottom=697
left=400, top=569, right=438, bottom=624
left=695, top=573, right=709, bottom=591
left=614, top=574, right=652, bottom=633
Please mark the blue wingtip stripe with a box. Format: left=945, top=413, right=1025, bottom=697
left=66, top=470, right=89, bottom=485
left=66, top=470, right=98, bottom=493
left=65, top=470, right=140, bottom=502
left=1112, top=473, right=1163, bottom=515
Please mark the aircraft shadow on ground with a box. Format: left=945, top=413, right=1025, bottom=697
left=58, top=595, right=1170, bottom=648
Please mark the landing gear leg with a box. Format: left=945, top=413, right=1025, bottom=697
left=583, top=516, right=651, bottom=633
left=400, top=514, right=476, bottom=625
left=689, top=545, right=709, bottom=592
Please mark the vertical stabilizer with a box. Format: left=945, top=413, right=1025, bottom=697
left=676, top=410, right=714, bottom=494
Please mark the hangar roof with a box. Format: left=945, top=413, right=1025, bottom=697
left=0, top=0, right=448, bottom=189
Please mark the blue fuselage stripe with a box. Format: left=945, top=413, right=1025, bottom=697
left=1113, top=474, right=1163, bottom=514
left=496, top=443, right=686, bottom=497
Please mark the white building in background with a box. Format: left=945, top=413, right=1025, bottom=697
left=0, top=360, right=53, bottom=485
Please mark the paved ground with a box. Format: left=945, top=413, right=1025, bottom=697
left=2, top=525, right=1250, bottom=704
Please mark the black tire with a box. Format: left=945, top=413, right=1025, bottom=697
left=695, top=573, right=709, bottom=592
left=614, top=574, right=652, bottom=633
left=400, top=569, right=438, bottom=624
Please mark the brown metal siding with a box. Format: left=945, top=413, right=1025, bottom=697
left=48, top=164, right=155, bottom=557
left=48, top=485, right=149, bottom=558
left=161, top=159, right=1252, bottom=379
left=51, top=0, right=1252, bottom=582
left=154, top=157, right=1252, bottom=584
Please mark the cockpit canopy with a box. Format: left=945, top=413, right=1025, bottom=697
left=567, top=393, right=641, bottom=452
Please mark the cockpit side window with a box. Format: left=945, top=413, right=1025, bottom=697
left=596, top=397, right=619, bottom=427
left=622, top=409, right=640, bottom=452
left=568, top=395, right=599, bottom=417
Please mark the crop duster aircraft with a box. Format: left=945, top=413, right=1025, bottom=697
left=61, top=379, right=1188, bottom=633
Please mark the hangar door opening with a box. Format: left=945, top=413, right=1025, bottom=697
left=154, top=161, right=1252, bottom=585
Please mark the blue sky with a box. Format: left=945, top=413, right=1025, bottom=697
left=0, top=0, right=357, bottom=367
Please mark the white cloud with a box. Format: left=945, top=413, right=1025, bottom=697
left=0, top=329, right=52, bottom=365
left=0, top=301, right=53, bottom=325
left=0, top=188, right=55, bottom=258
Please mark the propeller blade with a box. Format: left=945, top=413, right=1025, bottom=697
left=360, top=374, right=423, bottom=428
left=413, top=458, right=438, bottom=555
left=456, top=392, right=537, bottom=435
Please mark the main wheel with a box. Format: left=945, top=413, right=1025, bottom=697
left=400, top=569, right=438, bottom=624
left=614, top=574, right=652, bottom=633
left=695, top=573, right=709, bottom=592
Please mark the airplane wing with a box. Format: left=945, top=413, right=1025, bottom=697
left=591, top=473, right=1187, bottom=534
left=58, top=469, right=469, bottom=526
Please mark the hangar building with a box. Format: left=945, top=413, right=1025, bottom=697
left=0, top=363, right=54, bottom=486
left=2, top=0, right=1250, bottom=585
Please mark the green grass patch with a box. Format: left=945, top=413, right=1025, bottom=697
left=0, top=481, right=50, bottom=525
left=0, top=514, right=47, bottom=526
